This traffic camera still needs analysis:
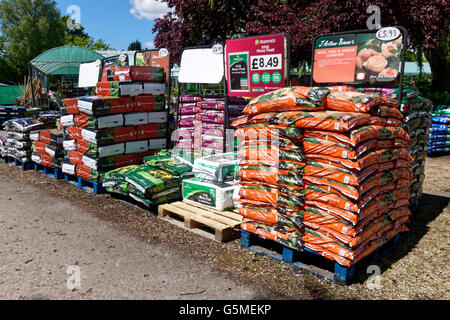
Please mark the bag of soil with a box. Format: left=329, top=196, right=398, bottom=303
left=192, top=153, right=239, bottom=183
left=78, top=96, right=133, bottom=116
left=133, top=95, right=165, bottom=112
left=182, top=178, right=236, bottom=211
left=110, top=66, right=164, bottom=82
left=326, top=92, right=399, bottom=113
left=272, top=111, right=370, bottom=132
left=74, top=114, right=124, bottom=130
left=243, top=86, right=329, bottom=115
left=240, top=205, right=304, bottom=229
left=241, top=219, right=304, bottom=252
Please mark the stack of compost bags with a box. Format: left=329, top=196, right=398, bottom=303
left=3, top=118, right=47, bottom=162
left=101, top=151, right=192, bottom=207
left=175, top=96, right=203, bottom=154
left=182, top=153, right=240, bottom=211
left=175, top=95, right=247, bottom=161
left=31, top=129, right=65, bottom=169
left=359, top=86, right=432, bottom=206
left=0, top=136, right=7, bottom=158
left=60, top=64, right=168, bottom=182
left=198, top=97, right=227, bottom=154
left=428, top=105, right=450, bottom=156
left=233, top=86, right=413, bottom=266
left=232, top=87, right=329, bottom=251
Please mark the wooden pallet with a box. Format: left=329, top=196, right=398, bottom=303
left=64, top=174, right=104, bottom=194
left=34, top=163, right=64, bottom=180
left=241, top=230, right=401, bottom=285
left=158, top=201, right=242, bottom=242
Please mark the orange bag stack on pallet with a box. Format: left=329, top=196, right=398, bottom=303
left=234, top=86, right=413, bottom=267
left=233, top=87, right=329, bottom=252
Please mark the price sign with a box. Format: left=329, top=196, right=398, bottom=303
left=226, top=34, right=288, bottom=97
left=376, top=27, right=401, bottom=41
left=312, top=27, right=406, bottom=84
left=251, top=54, right=282, bottom=71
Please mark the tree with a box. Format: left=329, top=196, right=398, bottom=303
left=128, top=40, right=143, bottom=51
left=153, top=0, right=255, bottom=63
left=64, top=22, right=112, bottom=51
left=153, top=0, right=449, bottom=91
left=0, top=0, right=66, bottom=80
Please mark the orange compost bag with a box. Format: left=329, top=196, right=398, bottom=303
left=305, top=161, right=378, bottom=186
left=241, top=219, right=304, bottom=251
left=240, top=206, right=304, bottom=229
left=303, top=137, right=376, bottom=160
left=326, top=92, right=400, bottom=113
left=238, top=184, right=305, bottom=208
left=238, top=165, right=304, bottom=187
left=237, top=145, right=305, bottom=163
left=303, top=224, right=408, bottom=267
left=273, top=111, right=370, bottom=132
left=368, top=116, right=403, bottom=127
left=243, top=86, right=329, bottom=115
left=234, top=124, right=303, bottom=141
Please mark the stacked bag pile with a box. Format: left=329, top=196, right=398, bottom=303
left=358, top=86, right=432, bottom=206
left=428, top=105, right=450, bottom=156
left=198, top=96, right=227, bottom=154
left=31, top=129, right=65, bottom=169
left=233, top=86, right=413, bottom=267
left=176, top=96, right=204, bottom=153
left=182, top=153, right=240, bottom=211
left=3, top=119, right=48, bottom=163
left=0, top=136, right=7, bottom=158
left=102, top=150, right=193, bottom=207
left=232, top=87, right=328, bottom=251
left=175, top=95, right=247, bottom=160
left=60, top=63, right=168, bottom=183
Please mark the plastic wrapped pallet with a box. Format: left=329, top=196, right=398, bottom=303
left=192, top=153, right=239, bottom=183
left=182, top=178, right=236, bottom=211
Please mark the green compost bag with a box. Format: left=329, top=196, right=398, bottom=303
left=124, top=165, right=181, bottom=197
left=129, top=188, right=181, bottom=207
left=102, top=165, right=142, bottom=191
left=143, top=154, right=194, bottom=177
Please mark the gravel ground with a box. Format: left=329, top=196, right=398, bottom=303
left=0, top=156, right=449, bottom=300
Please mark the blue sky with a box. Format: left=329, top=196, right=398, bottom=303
left=55, top=0, right=173, bottom=50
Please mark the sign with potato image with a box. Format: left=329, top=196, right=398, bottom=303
left=313, top=28, right=404, bottom=84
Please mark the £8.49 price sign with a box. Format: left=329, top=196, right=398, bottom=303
left=251, top=54, right=282, bottom=71
left=226, top=34, right=288, bottom=97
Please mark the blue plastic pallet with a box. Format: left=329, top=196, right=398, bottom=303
left=64, top=174, right=104, bottom=194
left=34, top=163, right=64, bottom=180
left=6, top=156, right=34, bottom=170
left=0, top=106, right=26, bottom=126
left=241, top=230, right=400, bottom=285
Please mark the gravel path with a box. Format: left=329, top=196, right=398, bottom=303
left=0, top=177, right=263, bottom=300
left=0, top=155, right=449, bottom=300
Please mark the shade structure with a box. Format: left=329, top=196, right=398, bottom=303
left=30, top=46, right=104, bottom=75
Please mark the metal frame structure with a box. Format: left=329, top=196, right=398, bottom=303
left=175, top=44, right=227, bottom=152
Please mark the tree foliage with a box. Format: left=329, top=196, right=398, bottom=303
left=153, top=0, right=449, bottom=90
left=128, top=39, right=143, bottom=51
left=0, top=0, right=66, bottom=80
left=64, top=21, right=111, bottom=51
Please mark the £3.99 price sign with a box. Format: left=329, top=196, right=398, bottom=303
left=226, top=34, right=288, bottom=97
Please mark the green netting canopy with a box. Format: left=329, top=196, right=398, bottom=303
left=30, top=46, right=104, bottom=75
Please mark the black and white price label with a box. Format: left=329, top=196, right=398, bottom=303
left=251, top=54, right=282, bottom=71
left=376, top=27, right=401, bottom=41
